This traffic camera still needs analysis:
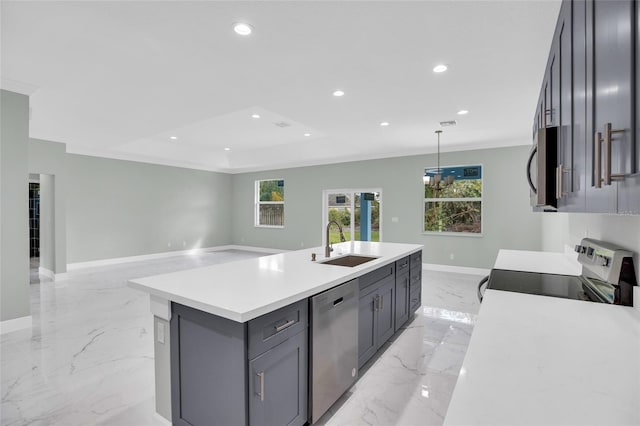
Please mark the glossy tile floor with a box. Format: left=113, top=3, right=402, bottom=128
left=2, top=253, right=485, bottom=426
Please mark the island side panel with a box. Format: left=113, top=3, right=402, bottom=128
left=171, top=303, right=248, bottom=426
left=153, top=316, right=171, bottom=421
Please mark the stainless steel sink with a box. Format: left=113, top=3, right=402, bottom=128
left=320, top=255, right=377, bottom=267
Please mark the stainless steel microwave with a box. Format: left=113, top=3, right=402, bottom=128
left=527, top=126, right=558, bottom=210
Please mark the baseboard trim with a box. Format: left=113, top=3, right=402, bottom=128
left=423, top=263, right=491, bottom=276
left=67, top=245, right=286, bottom=271
left=38, top=267, right=70, bottom=282
left=0, top=315, right=32, bottom=335
left=39, top=267, right=55, bottom=279
left=153, top=412, right=172, bottom=426
left=225, top=245, right=289, bottom=254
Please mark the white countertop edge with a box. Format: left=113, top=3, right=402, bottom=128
left=128, top=244, right=422, bottom=323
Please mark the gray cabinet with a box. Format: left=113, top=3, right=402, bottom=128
left=170, top=300, right=308, bottom=426
left=249, top=331, right=307, bottom=426
left=357, top=274, right=396, bottom=368
left=586, top=0, right=634, bottom=213
left=394, top=270, right=409, bottom=331
left=394, top=256, right=410, bottom=331
left=534, top=0, right=640, bottom=214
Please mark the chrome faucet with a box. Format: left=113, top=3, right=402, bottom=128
left=325, top=220, right=346, bottom=258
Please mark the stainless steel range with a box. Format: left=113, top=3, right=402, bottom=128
left=481, top=238, right=637, bottom=306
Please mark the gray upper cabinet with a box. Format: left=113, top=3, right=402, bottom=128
left=586, top=0, right=633, bottom=213
left=618, top=0, right=640, bottom=214
left=535, top=0, right=639, bottom=214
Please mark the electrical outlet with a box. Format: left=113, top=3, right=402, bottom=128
left=450, top=253, right=455, bottom=260
left=167, top=242, right=171, bottom=248
left=300, top=242, right=304, bottom=247
left=183, top=241, right=186, bottom=247
left=392, top=217, right=399, bottom=223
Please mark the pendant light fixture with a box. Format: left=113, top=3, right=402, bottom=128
left=423, top=130, right=454, bottom=192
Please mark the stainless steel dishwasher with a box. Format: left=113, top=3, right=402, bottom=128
left=310, top=278, right=359, bottom=423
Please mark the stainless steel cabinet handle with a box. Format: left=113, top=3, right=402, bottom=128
left=257, top=372, right=265, bottom=401
left=556, top=164, right=570, bottom=199
left=379, top=295, right=383, bottom=310
left=275, top=319, right=295, bottom=332
left=604, top=122, right=626, bottom=185
left=594, top=131, right=602, bottom=188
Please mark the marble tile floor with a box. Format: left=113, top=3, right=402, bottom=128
left=2, top=253, right=485, bottom=426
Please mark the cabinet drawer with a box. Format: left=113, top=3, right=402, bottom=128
left=248, top=299, right=308, bottom=359
left=359, top=263, right=395, bottom=291
left=395, top=256, right=410, bottom=273
left=410, top=250, right=422, bottom=266
left=409, top=288, right=421, bottom=313
left=409, top=268, right=422, bottom=292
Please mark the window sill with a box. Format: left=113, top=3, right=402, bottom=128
left=421, top=231, right=483, bottom=238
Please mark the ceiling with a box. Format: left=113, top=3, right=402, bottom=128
left=1, top=1, right=561, bottom=173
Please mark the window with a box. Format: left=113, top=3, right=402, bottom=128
left=423, top=165, right=482, bottom=235
left=255, top=179, right=284, bottom=227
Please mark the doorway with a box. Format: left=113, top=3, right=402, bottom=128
left=29, top=178, right=40, bottom=283
left=322, top=189, right=382, bottom=246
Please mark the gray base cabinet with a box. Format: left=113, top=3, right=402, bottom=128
left=249, top=330, right=307, bottom=426
left=171, top=300, right=308, bottom=426
left=358, top=274, right=396, bottom=368
left=394, top=256, right=411, bottom=331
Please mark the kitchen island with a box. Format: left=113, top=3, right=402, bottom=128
left=128, top=241, right=423, bottom=425
left=444, top=249, right=640, bottom=425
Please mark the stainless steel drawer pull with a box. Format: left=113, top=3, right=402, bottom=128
left=274, top=319, right=295, bottom=332
left=257, top=372, right=265, bottom=401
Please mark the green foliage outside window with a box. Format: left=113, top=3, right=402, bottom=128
left=424, top=167, right=482, bottom=234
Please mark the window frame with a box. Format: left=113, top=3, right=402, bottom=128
left=255, top=178, right=285, bottom=229
left=422, top=164, right=484, bottom=237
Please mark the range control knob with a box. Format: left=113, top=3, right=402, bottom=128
left=574, top=245, right=582, bottom=253
left=601, top=256, right=610, bottom=267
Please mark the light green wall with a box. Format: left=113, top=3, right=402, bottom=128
left=28, top=139, right=67, bottom=273
left=231, top=145, right=542, bottom=269
left=1, top=90, right=30, bottom=322
left=65, top=153, right=233, bottom=263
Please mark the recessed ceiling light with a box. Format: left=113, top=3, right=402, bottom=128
left=304, top=133, right=311, bottom=137
left=169, top=136, right=178, bottom=140
left=433, top=64, right=448, bottom=73
left=332, top=90, right=345, bottom=97
left=233, top=23, right=253, bottom=36
left=380, top=122, right=390, bottom=127
left=457, top=110, right=469, bottom=115
left=251, top=114, right=260, bottom=119
left=224, top=147, right=231, bottom=151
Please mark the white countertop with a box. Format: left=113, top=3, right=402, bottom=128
left=128, top=241, right=422, bottom=322
left=444, top=290, right=640, bottom=426
left=444, top=249, right=640, bottom=425
left=494, top=249, right=582, bottom=275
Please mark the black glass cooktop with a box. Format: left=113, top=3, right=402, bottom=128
left=487, top=269, right=607, bottom=303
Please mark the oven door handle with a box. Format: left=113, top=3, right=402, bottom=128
left=526, top=145, right=538, bottom=194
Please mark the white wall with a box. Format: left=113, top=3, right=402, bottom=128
left=542, top=213, right=640, bottom=282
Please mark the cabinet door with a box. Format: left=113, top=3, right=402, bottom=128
left=249, top=331, right=308, bottom=426
left=586, top=0, right=633, bottom=212
left=618, top=0, right=640, bottom=214
left=394, top=271, right=409, bottom=332
left=357, top=288, right=378, bottom=368
left=566, top=0, right=588, bottom=212
left=556, top=1, right=578, bottom=209
left=376, top=277, right=395, bottom=348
